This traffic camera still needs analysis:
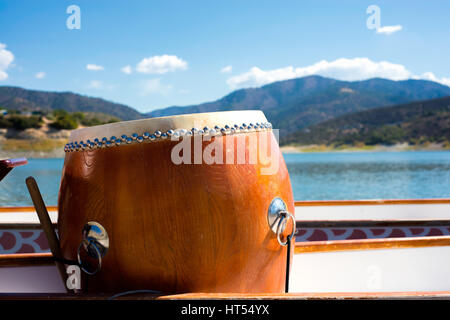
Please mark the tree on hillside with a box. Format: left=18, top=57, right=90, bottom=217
left=50, top=109, right=78, bottom=130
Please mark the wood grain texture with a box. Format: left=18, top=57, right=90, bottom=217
left=58, top=131, right=294, bottom=294
left=295, top=235, right=450, bottom=253
left=0, top=253, right=53, bottom=267
left=0, top=206, right=58, bottom=213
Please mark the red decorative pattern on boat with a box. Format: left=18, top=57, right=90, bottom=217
left=1, top=227, right=450, bottom=253
left=0, top=230, right=50, bottom=254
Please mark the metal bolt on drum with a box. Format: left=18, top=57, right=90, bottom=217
left=77, top=221, right=109, bottom=275
left=267, top=197, right=296, bottom=246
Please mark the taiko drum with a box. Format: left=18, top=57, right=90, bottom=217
left=57, top=110, right=295, bottom=293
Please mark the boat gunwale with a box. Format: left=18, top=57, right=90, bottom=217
left=3, top=235, right=450, bottom=266
left=1, top=198, right=449, bottom=214
left=295, top=235, right=450, bottom=253
left=295, top=198, right=450, bottom=206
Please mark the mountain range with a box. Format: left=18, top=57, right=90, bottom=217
left=146, top=76, right=450, bottom=137
left=281, top=95, right=450, bottom=146
left=1, top=75, right=450, bottom=141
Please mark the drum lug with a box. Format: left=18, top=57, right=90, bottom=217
left=267, top=197, right=288, bottom=234
left=77, top=221, right=109, bottom=275
left=81, top=222, right=109, bottom=257
left=267, top=197, right=296, bottom=246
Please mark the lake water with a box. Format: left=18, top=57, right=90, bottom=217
left=1, top=151, right=449, bottom=206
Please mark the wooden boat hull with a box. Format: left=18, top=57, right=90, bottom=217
left=1, top=200, right=450, bottom=296
left=3, top=243, right=450, bottom=295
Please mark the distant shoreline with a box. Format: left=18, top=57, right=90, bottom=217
left=0, top=138, right=66, bottom=159
left=280, top=142, right=450, bottom=153
left=0, top=148, right=65, bottom=159
left=1, top=140, right=449, bottom=159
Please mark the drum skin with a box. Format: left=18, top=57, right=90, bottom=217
left=58, top=130, right=294, bottom=293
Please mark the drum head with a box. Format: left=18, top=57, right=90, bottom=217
left=69, top=110, right=268, bottom=144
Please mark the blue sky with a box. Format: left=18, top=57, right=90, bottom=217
left=1, top=0, right=450, bottom=113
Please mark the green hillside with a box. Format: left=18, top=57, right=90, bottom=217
left=281, top=96, right=450, bottom=147
left=0, top=86, right=143, bottom=121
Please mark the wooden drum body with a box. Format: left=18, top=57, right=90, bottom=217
left=58, top=111, right=295, bottom=293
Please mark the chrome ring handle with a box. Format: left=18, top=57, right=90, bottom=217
left=276, top=211, right=296, bottom=246
left=77, top=239, right=102, bottom=275
left=76, top=221, right=109, bottom=276
left=268, top=197, right=296, bottom=246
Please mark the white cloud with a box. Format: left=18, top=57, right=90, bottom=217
left=377, top=25, right=403, bottom=35
left=0, top=43, right=14, bottom=81
left=220, top=65, right=232, bottom=74
left=86, top=64, right=104, bottom=71
left=140, top=79, right=173, bottom=96
left=121, top=65, right=132, bottom=74
left=413, top=72, right=450, bottom=87
left=136, top=55, right=187, bottom=74
left=227, top=58, right=413, bottom=89
left=35, top=72, right=46, bottom=79
left=226, top=57, right=450, bottom=89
